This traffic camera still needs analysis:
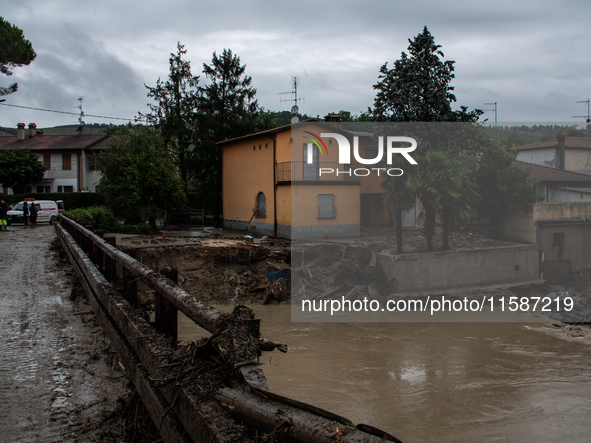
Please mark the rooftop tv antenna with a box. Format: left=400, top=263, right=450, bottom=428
left=76, top=97, right=85, bottom=135
left=573, top=98, right=591, bottom=124
left=483, top=102, right=498, bottom=127
left=77, top=96, right=85, bottom=125
left=279, top=77, right=304, bottom=123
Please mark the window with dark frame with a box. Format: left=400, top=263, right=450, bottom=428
left=318, top=194, right=335, bottom=219
left=62, top=153, right=71, bottom=170
left=88, top=153, right=96, bottom=170
left=43, top=154, right=51, bottom=169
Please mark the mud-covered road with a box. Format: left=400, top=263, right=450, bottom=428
left=0, top=225, right=132, bottom=442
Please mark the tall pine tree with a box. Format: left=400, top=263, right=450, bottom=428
left=143, top=42, right=200, bottom=188
left=197, top=49, right=263, bottom=221
left=372, top=26, right=481, bottom=123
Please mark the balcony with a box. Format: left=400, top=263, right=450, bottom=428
left=275, top=162, right=360, bottom=184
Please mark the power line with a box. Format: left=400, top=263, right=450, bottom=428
left=0, top=102, right=142, bottom=122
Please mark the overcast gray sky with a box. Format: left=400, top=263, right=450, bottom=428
left=1, top=0, right=590, bottom=129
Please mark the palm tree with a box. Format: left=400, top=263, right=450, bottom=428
left=382, top=157, right=416, bottom=253
left=407, top=151, right=477, bottom=251
left=439, top=158, right=479, bottom=250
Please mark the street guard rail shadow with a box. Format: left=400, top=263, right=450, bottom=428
left=56, top=215, right=403, bottom=443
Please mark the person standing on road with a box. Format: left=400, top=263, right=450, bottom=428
left=23, top=202, right=29, bottom=227
left=29, top=203, right=38, bottom=228
left=0, top=200, right=7, bottom=231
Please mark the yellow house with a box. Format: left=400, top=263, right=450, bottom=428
left=218, top=119, right=390, bottom=239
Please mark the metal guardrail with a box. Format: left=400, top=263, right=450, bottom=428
left=55, top=215, right=402, bottom=443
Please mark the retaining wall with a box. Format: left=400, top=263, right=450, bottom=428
left=378, top=245, right=539, bottom=293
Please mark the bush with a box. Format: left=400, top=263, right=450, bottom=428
left=66, top=206, right=119, bottom=232
left=66, top=206, right=155, bottom=234
left=117, top=223, right=154, bottom=235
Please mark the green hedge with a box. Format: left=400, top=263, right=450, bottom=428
left=4, top=192, right=105, bottom=209
left=65, top=206, right=154, bottom=234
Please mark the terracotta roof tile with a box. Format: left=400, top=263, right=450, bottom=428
left=510, top=137, right=591, bottom=151
left=0, top=133, right=109, bottom=152
left=513, top=160, right=591, bottom=183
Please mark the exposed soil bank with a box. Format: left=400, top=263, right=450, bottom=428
left=120, top=236, right=291, bottom=306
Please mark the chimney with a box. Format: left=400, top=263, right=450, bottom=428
left=28, top=123, right=37, bottom=138
left=557, top=134, right=566, bottom=169
left=324, top=113, right=343, bottom=123
left=17, top=123, right=26, bottom=141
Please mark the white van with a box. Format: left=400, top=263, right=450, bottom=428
left=7, top=200, right=60, bottom=225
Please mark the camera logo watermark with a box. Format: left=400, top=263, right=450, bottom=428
left=304, top=132, right=418, bottom=177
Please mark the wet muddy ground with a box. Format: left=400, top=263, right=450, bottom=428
left=0, top=225, right=146, bottom=442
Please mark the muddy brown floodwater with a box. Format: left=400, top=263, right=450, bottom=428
left=253, top=306, right=591, bottom=443
left=0, top=225, right=131, bottom=442
left=179, top=303, right=591, bottom=443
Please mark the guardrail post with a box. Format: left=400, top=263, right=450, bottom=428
left=155, top=265, right=179, bottom=346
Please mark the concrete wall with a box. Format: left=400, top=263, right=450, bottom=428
left=534, top=202, right=591, bottom=220
left=499, top=202, right=591, bottom=244
left=378, top=245, right=539, bottom=293
left=537, top=220, right=591, bottom=268
left=544, top=187, right=591, bottom=203
left=499, top=207, right=536, bottom=244
left=565, top=148, right=591, bottom=176
left=515, top=148, right=556, bottom=168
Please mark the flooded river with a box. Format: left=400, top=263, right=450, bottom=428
left=180, top=305, right=591, bottom=443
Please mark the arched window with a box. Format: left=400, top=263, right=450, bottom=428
left=255, top=192, right=266, bottom=218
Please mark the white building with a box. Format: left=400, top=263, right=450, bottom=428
left=0, top=123, right=110, bottom=194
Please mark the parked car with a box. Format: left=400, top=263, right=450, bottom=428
left=7, top=199, right=61, bottom=225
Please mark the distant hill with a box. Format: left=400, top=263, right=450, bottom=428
left=0, top=123, right=124, bottom=136
left=40, top=124, right=120, bottom=135
left=0, top=127, right=16, bottom=136
left=482, top=124, right=589, bottom=148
